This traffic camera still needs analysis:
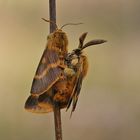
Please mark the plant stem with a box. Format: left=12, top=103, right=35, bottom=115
left=49, top=0, right=56, bottom=32
left=53, top=106, right=62, bottom=140
left=49, top=0, right=63, bottom=140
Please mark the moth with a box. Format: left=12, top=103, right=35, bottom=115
left=24, top=20, right=83, bottom=113
left=64, top=32, right=106, bottom=114
left=25, top=19, right=69, bottom=113
left=25, top=20, right=106, bottom=114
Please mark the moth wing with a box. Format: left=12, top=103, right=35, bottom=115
left=66, top=61, right=84, bottom=113
left=71, top=73, right=83, bottom=112
left=24, top=94, right=53, bottom=113
left=31, top=48, right=62, bottom=95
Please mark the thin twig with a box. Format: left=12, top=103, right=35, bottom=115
left=49, top=0, right=63, bottom=140
left=53, top=106, right=62, bottom=140
left=49, top=0, right=56, bottom=33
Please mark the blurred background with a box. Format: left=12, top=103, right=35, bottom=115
left=0, top=0, right=140, bottom=140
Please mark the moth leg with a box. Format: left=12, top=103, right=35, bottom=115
left=58, top=64, right=67, bottom=69
left=64, top=67, right=76, bottom=77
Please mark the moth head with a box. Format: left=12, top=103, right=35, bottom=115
left=65, top=49, right=81, bottom=67
left=70, top=48, right=83, bottom=66
left=42, top=18, right=82, bottom=44
left=53, top=29, right=67, bottom=41
left=42, top=18, right=83, bottom=56
left=52, top=21, right=83, bottom=47
left=53, top=29, right=68, bottom=55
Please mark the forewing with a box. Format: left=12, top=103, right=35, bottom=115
left=71, top=73, right=83, bottom=112
left=31, top=48, right=62, bottom=95
left=66, top=61, right=84, bottom=113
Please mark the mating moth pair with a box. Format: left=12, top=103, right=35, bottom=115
left=24, top=20, right=106, bottom=114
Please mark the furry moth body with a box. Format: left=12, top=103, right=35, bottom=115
left=25, top=27, right=106, bottom=114
left=64, top=32, right=106, bottom=114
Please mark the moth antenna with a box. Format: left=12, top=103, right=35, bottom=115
left=78, top=32, right=88, bottom=49
left=60, top=23, right=83, bottom=29
left=82, top=39, right=107, bottom=50
left=42, top=18, right=58, bottom=29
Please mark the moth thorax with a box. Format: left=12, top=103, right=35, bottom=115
left=54, top=31, right=68, bottom=55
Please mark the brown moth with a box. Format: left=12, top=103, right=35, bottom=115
left=25, top=20, right=69, bottom=113
left=65, top=32, right=106, bottom=115
left=24, top=20, right=83, bottom=113
left=24, top=19, right=106, bottom=114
